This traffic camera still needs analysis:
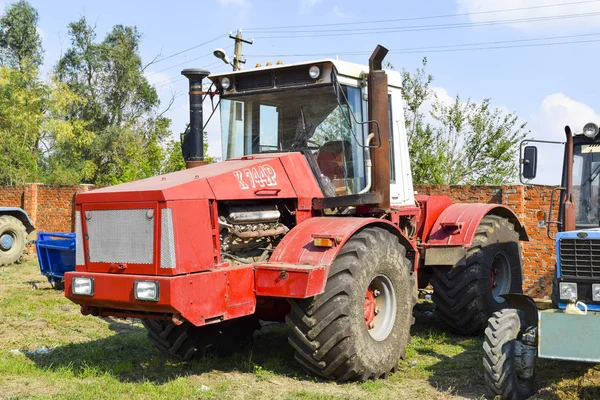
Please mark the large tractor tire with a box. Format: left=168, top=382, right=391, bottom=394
left=431, top=215, right=523, bottom=335
left=0, top=215, right=28, bottom=266
left=483, top=309, right=536, bottom=400
left=142, top=315, right=260, bottom=361
left=286, top=227, right=416, bottom=381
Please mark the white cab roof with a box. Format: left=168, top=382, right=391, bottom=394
left=209, top=59, right=402, bottom=88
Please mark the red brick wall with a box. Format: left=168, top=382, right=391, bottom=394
left=1, top=183, right=556, bottom=297
left=415, top=185, right=557, bottom=297
left=0, top=184, right=95, bottom=232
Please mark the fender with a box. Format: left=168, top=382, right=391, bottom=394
left=253, top=217, right=418, bottom=299
left=0, top=207, right=35, bottom=233
left=422, top=203, right=528, bottom=266
left=269, top=216, right=417, bottom=267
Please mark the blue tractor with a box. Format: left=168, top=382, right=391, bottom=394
left=0, top=207, right=35, bottom=266
left=483, top=123, right=600, bottom=399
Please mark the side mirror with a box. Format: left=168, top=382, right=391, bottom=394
left=522, top=146, right=538, bottom=179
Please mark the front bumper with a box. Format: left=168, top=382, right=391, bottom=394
left=65, top=263, right=329, bottom=326
left=65, top=266, right=256, bottom=326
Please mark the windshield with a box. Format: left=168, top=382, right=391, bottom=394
left=573, top=143, right=600, bottom=228
left=220, top=84, right=366, bottom=196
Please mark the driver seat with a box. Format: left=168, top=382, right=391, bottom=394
left=316, top=140, right=353, bottom=196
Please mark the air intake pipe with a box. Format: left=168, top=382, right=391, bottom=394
left=181, top=68, right=210, bottom=169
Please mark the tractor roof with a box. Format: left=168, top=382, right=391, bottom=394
left=208, top=59, right=402, bottom=88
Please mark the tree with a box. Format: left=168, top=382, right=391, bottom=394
left=0, top=1, right=45, bottom=185
left=52, top=17, right=171, bottom=185
left=400, top=59, right=528, bottom=185
left=162, top=131, right=214, bottom=174
left=0, top=0, right=43, bottom=72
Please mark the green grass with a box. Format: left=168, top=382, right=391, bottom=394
left=1, top=258, right=600, bottom=399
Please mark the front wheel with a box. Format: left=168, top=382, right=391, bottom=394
left=483, top=308, right=536, bottom=400
left=286, top=227, right=417, bottom=381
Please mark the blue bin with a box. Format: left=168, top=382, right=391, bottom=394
left=36, top=232, right=76, bottom=289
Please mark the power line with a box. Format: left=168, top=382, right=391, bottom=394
left=246, top=0, right=600, bottom=31
left=247, top=32, right=600, bottom=58
left=151, top=34, right=227, bottom=64
left=153, top=61, right=227, bottom=89
left=253, top=11, right=600, bottom=38
left=147, top=45, right=234, bottom=76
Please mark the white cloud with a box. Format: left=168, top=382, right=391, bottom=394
left=456, top=0, right=600, bottom=30
left=530, top=93, right=600, bottom=141
left=332, top=5, right=351, bottom=19
left=218, top=0, right=251, bottom=7
left=301, top=0, right=322, bottom=13
left=526, top=93, right=600, bottom=184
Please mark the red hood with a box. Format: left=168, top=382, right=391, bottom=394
left=77, top=152, right=323, bottom=204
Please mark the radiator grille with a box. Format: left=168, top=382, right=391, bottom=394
left=75, top=211, right=84, bottom=265
left=160, top=208, right=176, bottom=268
left=559, top=238, right=600, bottom=278
left=87, top=209, right=154, bottom=264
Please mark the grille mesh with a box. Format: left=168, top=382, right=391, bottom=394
left=160, top=208, right=176, bottom=268
left=75, top=211, right=84, bottom=265
left=559, top=238, right=600, bottom=278
left=87, top=209, right=154, bottom=264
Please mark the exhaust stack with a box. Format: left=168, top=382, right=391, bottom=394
left=367, top=45, right=390, bottom=210
left=181, top=68, right=210, bottom=169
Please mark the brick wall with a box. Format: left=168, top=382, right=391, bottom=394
left=1, top=183, right=557, bottom=297
left=0, top=183, right=95, bottom=232
left=415, top=185, right=557, bottom=297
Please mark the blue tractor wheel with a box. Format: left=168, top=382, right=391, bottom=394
left=0, top=215, right=27, bottom=266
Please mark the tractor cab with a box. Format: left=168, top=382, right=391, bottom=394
left=208, top=59, right=415, bottom=206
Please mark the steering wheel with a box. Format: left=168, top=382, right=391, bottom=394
left=306, top=140, right=321, bottom=151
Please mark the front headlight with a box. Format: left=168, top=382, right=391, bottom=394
left=583, top=122, right=599, bottom=139
left=559, top=282, right=577, bottom=300
left=593, top=284, right=600, bottom=302
left=220, top=77, right=231, bottom=90
left=308, top=65, right=320, bottom=79
left=72, top=277, right=94, bottom=296
left=134, top=280, right=159, bottom=302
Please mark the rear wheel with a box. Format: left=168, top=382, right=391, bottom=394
left=431, top=215, right=523, bottom=334
left=286, top=227, right=416, bottom=381
left=0, top=215, right=27, bottom=266
left=142, top=315, right=260, bottom=361
left=483, top=308, right=536, bottom=400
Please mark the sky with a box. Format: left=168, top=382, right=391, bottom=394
left=21, top=0, right=600, bottom=184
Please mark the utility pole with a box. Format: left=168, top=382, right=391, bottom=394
left=229, top=29, right=253, bottom=71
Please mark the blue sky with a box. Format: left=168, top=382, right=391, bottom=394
left=23, top=0, right=600, bottom=182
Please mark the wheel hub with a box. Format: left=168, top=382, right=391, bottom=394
left=364, top=275, right=397, bottom=341
left=0, top=233, right=13, bottom=251
left=491, top=252, right=512, bottom=302
left=364, top=289, right=376, bottom=329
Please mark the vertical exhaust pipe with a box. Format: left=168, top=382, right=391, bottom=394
left=563, top=126, right=575, bottom=231
left=368, top=45, right=390, bottom=210
left=181, top=68, right=210, bottom=169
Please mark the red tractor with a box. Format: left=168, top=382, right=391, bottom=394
left=64, top=45, right=527, bottom=381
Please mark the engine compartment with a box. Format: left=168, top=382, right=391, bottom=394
left=218, top=201, right=295, bottom=265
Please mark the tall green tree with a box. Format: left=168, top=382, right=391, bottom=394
left=0, top=0, right=43, bottom=72
left=0, top=1, right=44, bottom=185
left=52, top=17, right=171, bottom=185
left=401, top=59, right=528, bottom=185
